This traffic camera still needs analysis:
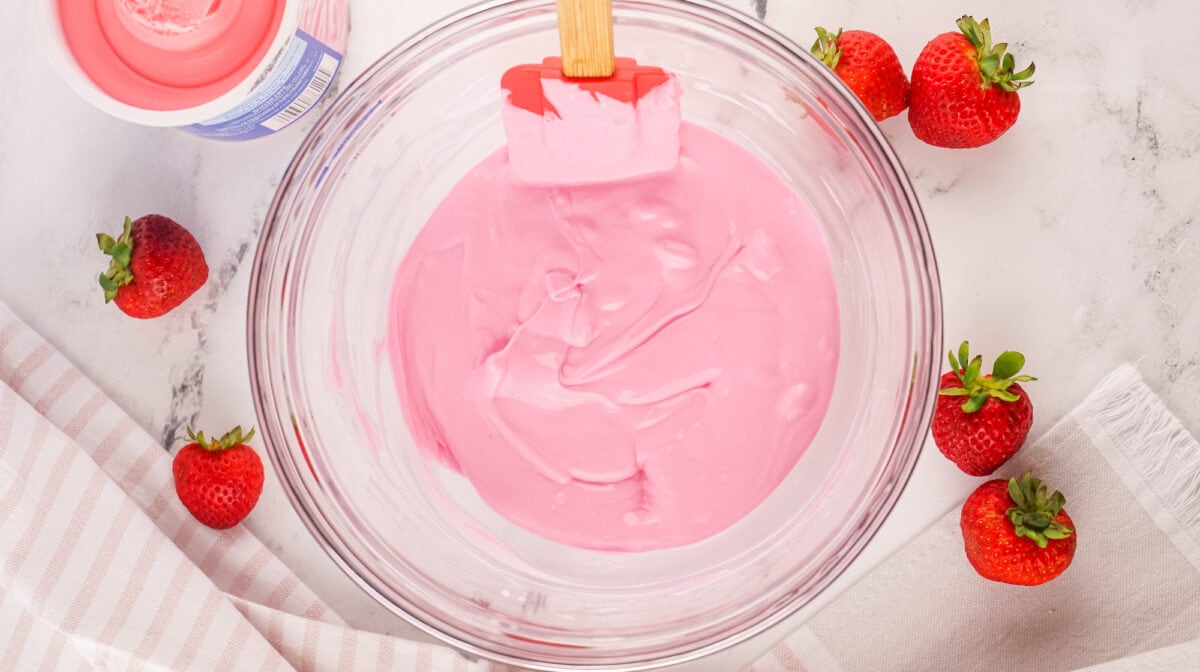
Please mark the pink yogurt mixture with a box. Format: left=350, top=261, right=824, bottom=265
left=387, top=78, right=840, bottom=552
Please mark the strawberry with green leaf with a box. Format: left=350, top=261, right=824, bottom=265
left=97, top=214, right=208, bottom=319
left=908, top=15, right=1035, bottom=148
left=932, top=341, right=1037, bottom=476
left=173, top=426, right=263, bottom=530
left=811, top=27, right=910, bottom=122
left=961, top=473, right=1076, bottom=585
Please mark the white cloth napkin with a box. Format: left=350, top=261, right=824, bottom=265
left=748, top=363, right=1200, bottom=672
left=0, top=303, right=494, bottom=671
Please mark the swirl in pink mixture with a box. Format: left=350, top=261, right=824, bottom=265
left=387, top=82, right=840, bottom=552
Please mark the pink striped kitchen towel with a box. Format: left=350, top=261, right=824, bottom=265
left=0, top=302, right=494, bottom=671
left=746, top=364, right=1200, bottom=672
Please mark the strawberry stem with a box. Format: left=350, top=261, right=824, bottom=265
left=1006, top=473, right=1072, bottom=548
left=187, top=425, right=256, bottom=452
left=956, top=15, right=1035, bottom=92
left=97, top=217, right=136, bottom=303
left=810, top=27, right=843, bottom=69
left=938, top=341, right=1037, bottom=413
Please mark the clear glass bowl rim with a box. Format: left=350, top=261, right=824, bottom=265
left=247, top=0, right=944, bottom=669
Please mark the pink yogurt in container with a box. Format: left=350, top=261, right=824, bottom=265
left=39, top=0, right=349, bottom=140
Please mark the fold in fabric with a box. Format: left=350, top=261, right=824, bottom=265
left=0, top=303, right=492, bottom=671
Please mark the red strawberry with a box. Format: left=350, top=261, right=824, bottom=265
left=97, top=214, right=208, bottom=318
left=961, top=473, right=1076, bottom=585
left=908, top=16, right=1035, bottom=148
left=811, top=27, right=910, bottom=121
left=173, top=426, right=264, bottom=530
left=932, top=341, right=1036, bottom=476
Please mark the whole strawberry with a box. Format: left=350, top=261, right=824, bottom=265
left=932, top=341, right=1036, bottom=476
left=812, top=27, right=910, bottom=121
left=908, top=16, right=1035, bottom=148
left=97, top=214, right=208, bottom=318
left=173, top=426, right=264, bottom=530
left=961, top=473, right=1076, bottom=585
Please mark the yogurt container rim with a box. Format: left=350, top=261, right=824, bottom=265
left=36, top=0, right=305, bottom=128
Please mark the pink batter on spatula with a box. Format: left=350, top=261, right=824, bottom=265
left=386, top=80, right=839, bottom=552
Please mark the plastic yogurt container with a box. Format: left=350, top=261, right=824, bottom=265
left=38, top=0, right=350, bottom=141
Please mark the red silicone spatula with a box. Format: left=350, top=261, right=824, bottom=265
left=500, top=0, right=682, bottom=185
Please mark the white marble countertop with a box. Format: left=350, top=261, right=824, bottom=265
left=3, top=0, right=1198, bottom=669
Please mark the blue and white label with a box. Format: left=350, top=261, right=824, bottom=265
left=185, top=29, right=342, bottom=141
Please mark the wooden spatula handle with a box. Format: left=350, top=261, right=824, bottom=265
left=556, top=0, right=615, bottom=77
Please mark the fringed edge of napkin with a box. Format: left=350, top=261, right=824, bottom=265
left=1074, top=363, right=1200, bottom=572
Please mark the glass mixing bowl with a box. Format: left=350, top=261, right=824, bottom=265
left=248, top=0, right=942, bottom=669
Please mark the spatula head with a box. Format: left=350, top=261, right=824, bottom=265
left=500, top=57, right=681, bottom=185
